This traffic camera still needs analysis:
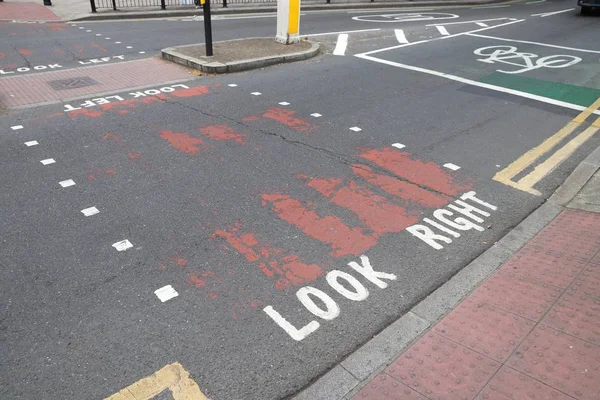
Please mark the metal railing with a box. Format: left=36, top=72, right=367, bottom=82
left=90, top=0, right=279, bottom=11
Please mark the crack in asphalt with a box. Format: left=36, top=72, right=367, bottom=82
left=156, top=95, right=457, bottom=198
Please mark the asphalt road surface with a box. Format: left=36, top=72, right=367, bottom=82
left=1, top=1, right=600, bottom=399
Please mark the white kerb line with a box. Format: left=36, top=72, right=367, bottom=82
left=394, top=29, right=409, bottom=44
left=333, top=34, right=349, bottom=56
left=443, top=163, right=461, bottom=171
left=112, top=239, right=133, bottom=251
left=155, top=285, right=179, bottom=302
left=301, top=28, right=380, bottom=37
left=81, top=207, right=99, bottom=217
left=436, top=26, right=450, bottom=36
left=531, top=8, right=574, bottom=17
left=473, top=4, right=510, bottom=8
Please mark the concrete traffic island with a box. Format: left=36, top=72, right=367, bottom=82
left=161, top=38, right=320, bottom=74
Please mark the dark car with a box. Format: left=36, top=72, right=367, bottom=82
left=579, top=0, right=598, bottom=14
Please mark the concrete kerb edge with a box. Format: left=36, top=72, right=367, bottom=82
left=294, top=145, right=600, bottom=400
left=70, top=0, right=511, bottom=21
left=161, top=39, right=320, bottom=74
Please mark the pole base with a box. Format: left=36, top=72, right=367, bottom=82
left=275, top=34, right=300, bottom=45
left=43, top=0, right=52, bottom=5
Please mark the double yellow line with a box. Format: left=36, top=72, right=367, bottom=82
left=494, top=97, right=600, bottom=196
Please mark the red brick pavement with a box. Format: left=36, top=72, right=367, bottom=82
left=354, top=209, right=600, bottom=400
left=0, top=2, right=61, bottom=21
left=0, top=58, right=193, bottom=108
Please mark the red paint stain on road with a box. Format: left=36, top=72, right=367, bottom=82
left=105, top=169, right=116, bottom=175
left=47, top=23, right=66, bottom=32
left=305, top=177, right=418, bottom=237
left=17, top=49, right=31, bottom=57
left=200, top=124, right=246, bottom=144
left=261, top=194, right=377, bottom=257
left=171, top=85, right=210, bottom=98
left=73, top=44, right=85, bottom=54
left=103, top=133, right=126, bottom=146
left=128, top=151, right=142, bottom=160
left=0, top=52, right=5, bottom=61
left=67, top=108, right=102, bottom=118
left=242, top=116, right=259, bottom=122
left=189, top=275, right=207, bottom=287
left=360, top=148, right=472, bottom=196
left=262, top=108, right=315, bottom=132
left=209, top=292, right=217, bottom=299
left=160, top=130, right=206, bottom=155
left=169, top=257, right=188, bottom=267
left=53, top=48, right=66, bottom=56
left=351, top=164, right=450, bottom=208
left=90, top=42, right=108, bottom=52
left=215, top=223, right=323, bottom=289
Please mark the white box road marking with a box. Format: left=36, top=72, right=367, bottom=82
left=81, top=207, right=99, bottom=217
left=443, top=163, right=461, bottom=171
left=112, top=239, right=133, bottom=251
left=395, top=29, right=408, bottom=44
left=155, top=285, right=179, bottom=302
left=436, top=26, right=450, bottom=36
left=59, top=179, right=76, bottom=188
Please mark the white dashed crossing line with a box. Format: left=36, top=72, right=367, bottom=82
left=81, top=207, right=99, bottom=217
left=40, top=158, right=55, bottom=165
left=279, top=102, right=290, bottom=106
left=228, top=84, right=238, bottom=87
left=392, top=143, right=406, bottom=149
left=349, top=127, right=362, bottom=132
left=59, top=179, right=76, bottom=188
left=443, top=163, right=461, bottom=171
left=24, top=141, right=38, bottom=147
left=155, top=285, right=179, bottom=302
left=311, top=113, right=322, bottom=118
left=11, top=125, right=23, bottom=130
left=475, top=22, right=488, bottom=27
left=112, top=239, right=133, bottom=252
left=251, top=92, right=262, bottom=96
left=436, top=26, right=450, bottom=36
left=394, top=29, right=409, bottom=44
left=333, top=33, right=349, bottom=56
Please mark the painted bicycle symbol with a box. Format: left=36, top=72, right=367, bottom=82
left=474, top=46, right=581, bottom=74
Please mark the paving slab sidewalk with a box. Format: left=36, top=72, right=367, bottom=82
left=295, top=148, right=600, bottom=399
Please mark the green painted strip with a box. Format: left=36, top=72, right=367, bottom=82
left=478, top=72, right=600, bottom=108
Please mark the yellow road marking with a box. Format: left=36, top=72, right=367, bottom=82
left=105, top=362, right=207, bottom=400
left=493, top=97, right=600, bottom=195
left=518, top=116, right=600, bottom=189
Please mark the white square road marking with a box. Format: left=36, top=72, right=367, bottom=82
left=392, top=143, right=406, bottom=149
left=155, top=285, right=179, bottom=302
left=25, top=141, right=39, bottom=147
left=443, top=163, right=461, bottom=171
left=112, top=239, right=133, bottom=251
left=11, top=125, right=23, bottom=130
left=311, top=113, right=322, bottom=118
left=40, top=158, right=55, bottom=165
left=251, top=92, right=262, bottom=96
left=81, top=207, right=99, bottom=217
left=349, top=127, right=362, bottom=132
left=59, top=179, right=76, bottom=188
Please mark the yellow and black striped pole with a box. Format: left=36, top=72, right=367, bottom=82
left=276, top=0, right=301, bottom=44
